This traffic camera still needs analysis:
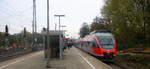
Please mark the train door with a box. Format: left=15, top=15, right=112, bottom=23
left=87, top=41, right=94, bottom=54
left=83, top=41, right=88, bottom=51
left=91, top=40, right=101, bottom=55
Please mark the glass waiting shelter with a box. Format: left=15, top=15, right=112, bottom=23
left=42, top=30, right=66, bottom=59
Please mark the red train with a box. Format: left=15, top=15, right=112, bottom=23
left=76, top=30, right=117, bottom=60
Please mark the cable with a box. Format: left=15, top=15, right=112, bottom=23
left=0, top=5, right=32, bottom=21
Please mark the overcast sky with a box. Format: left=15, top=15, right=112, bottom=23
left=0, top=0, right=104, bottom=38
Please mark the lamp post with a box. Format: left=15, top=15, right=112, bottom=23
left=54, top=15, right=65, bottom=59
left=46, top=0, right=50, bottom=58
left=54, top=15, right=65, bottom=31
left=46, top=0, right=50, bottom=68
left=33, top=0, right=37, bottom=47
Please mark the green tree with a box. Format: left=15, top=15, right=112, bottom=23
left=100, top=0, right=150, bottom=49
left=90, top=17, right=108, bottom=32
left=0, top=32, right=5, bottom=47
left=79, top=23, right=90, bottom=38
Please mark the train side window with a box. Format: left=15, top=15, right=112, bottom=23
left=92, top=42, right=99, bottom=48
left=84, top=42, right=86, bottom=47
left=86, top=42, right=89, bottom=47
left=92, top=43, right=96, bottom=47
left=88, top=42, right=93, bottom=47
left=84, top=42, right=86, bottom=46
left=84, top=42, right=87, bottom=47
left=87, top=42, right=90, bottom=47
left=81, top=43, right=83, bottom=47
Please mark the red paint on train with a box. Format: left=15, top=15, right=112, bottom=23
left=76, top=30, right=117, bottom=60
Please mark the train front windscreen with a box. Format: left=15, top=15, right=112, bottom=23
left=98, top=36, right=115, bottom=49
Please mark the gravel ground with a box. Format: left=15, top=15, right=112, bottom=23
left=108, top=64, right=123, bottom=69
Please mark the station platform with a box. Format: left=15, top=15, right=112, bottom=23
left=0, top=47, right=112, bottom=69
left=47, top=47, right=112, bottom=69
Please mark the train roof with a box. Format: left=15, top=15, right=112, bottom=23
left=95, top=33, right=113, bottom=37
left=90, top=30, right=111, bottom=34
left=89, top=30, right=113, bottom=37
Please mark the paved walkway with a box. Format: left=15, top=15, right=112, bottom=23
left=0, top=47, right=112, bottom=69
left=48, top=47, right=112, bottom=69
left=0, top=51, right=46, bottom=69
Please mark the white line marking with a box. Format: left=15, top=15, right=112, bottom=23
left=0, top=59, right=24, bottom=69
left=78, top=52, right=96, bottom=69
left=73, top=47, right=96, bottom=69
left=0, top=51, right=41, bottom=69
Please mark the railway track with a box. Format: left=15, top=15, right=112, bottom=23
left=88, top=53, right=129, bottom=69
left=0, top=49, right=32, bottom=62
left=75, top=47, right=133, bottom=69
left=108, top=64, right=123, bottom=69
left=0, top=46, right=43, bottom=62
left=104, top=61, right=127, bottom=69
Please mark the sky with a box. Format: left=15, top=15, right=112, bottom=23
left=0, top=0, right=104, bottom=38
